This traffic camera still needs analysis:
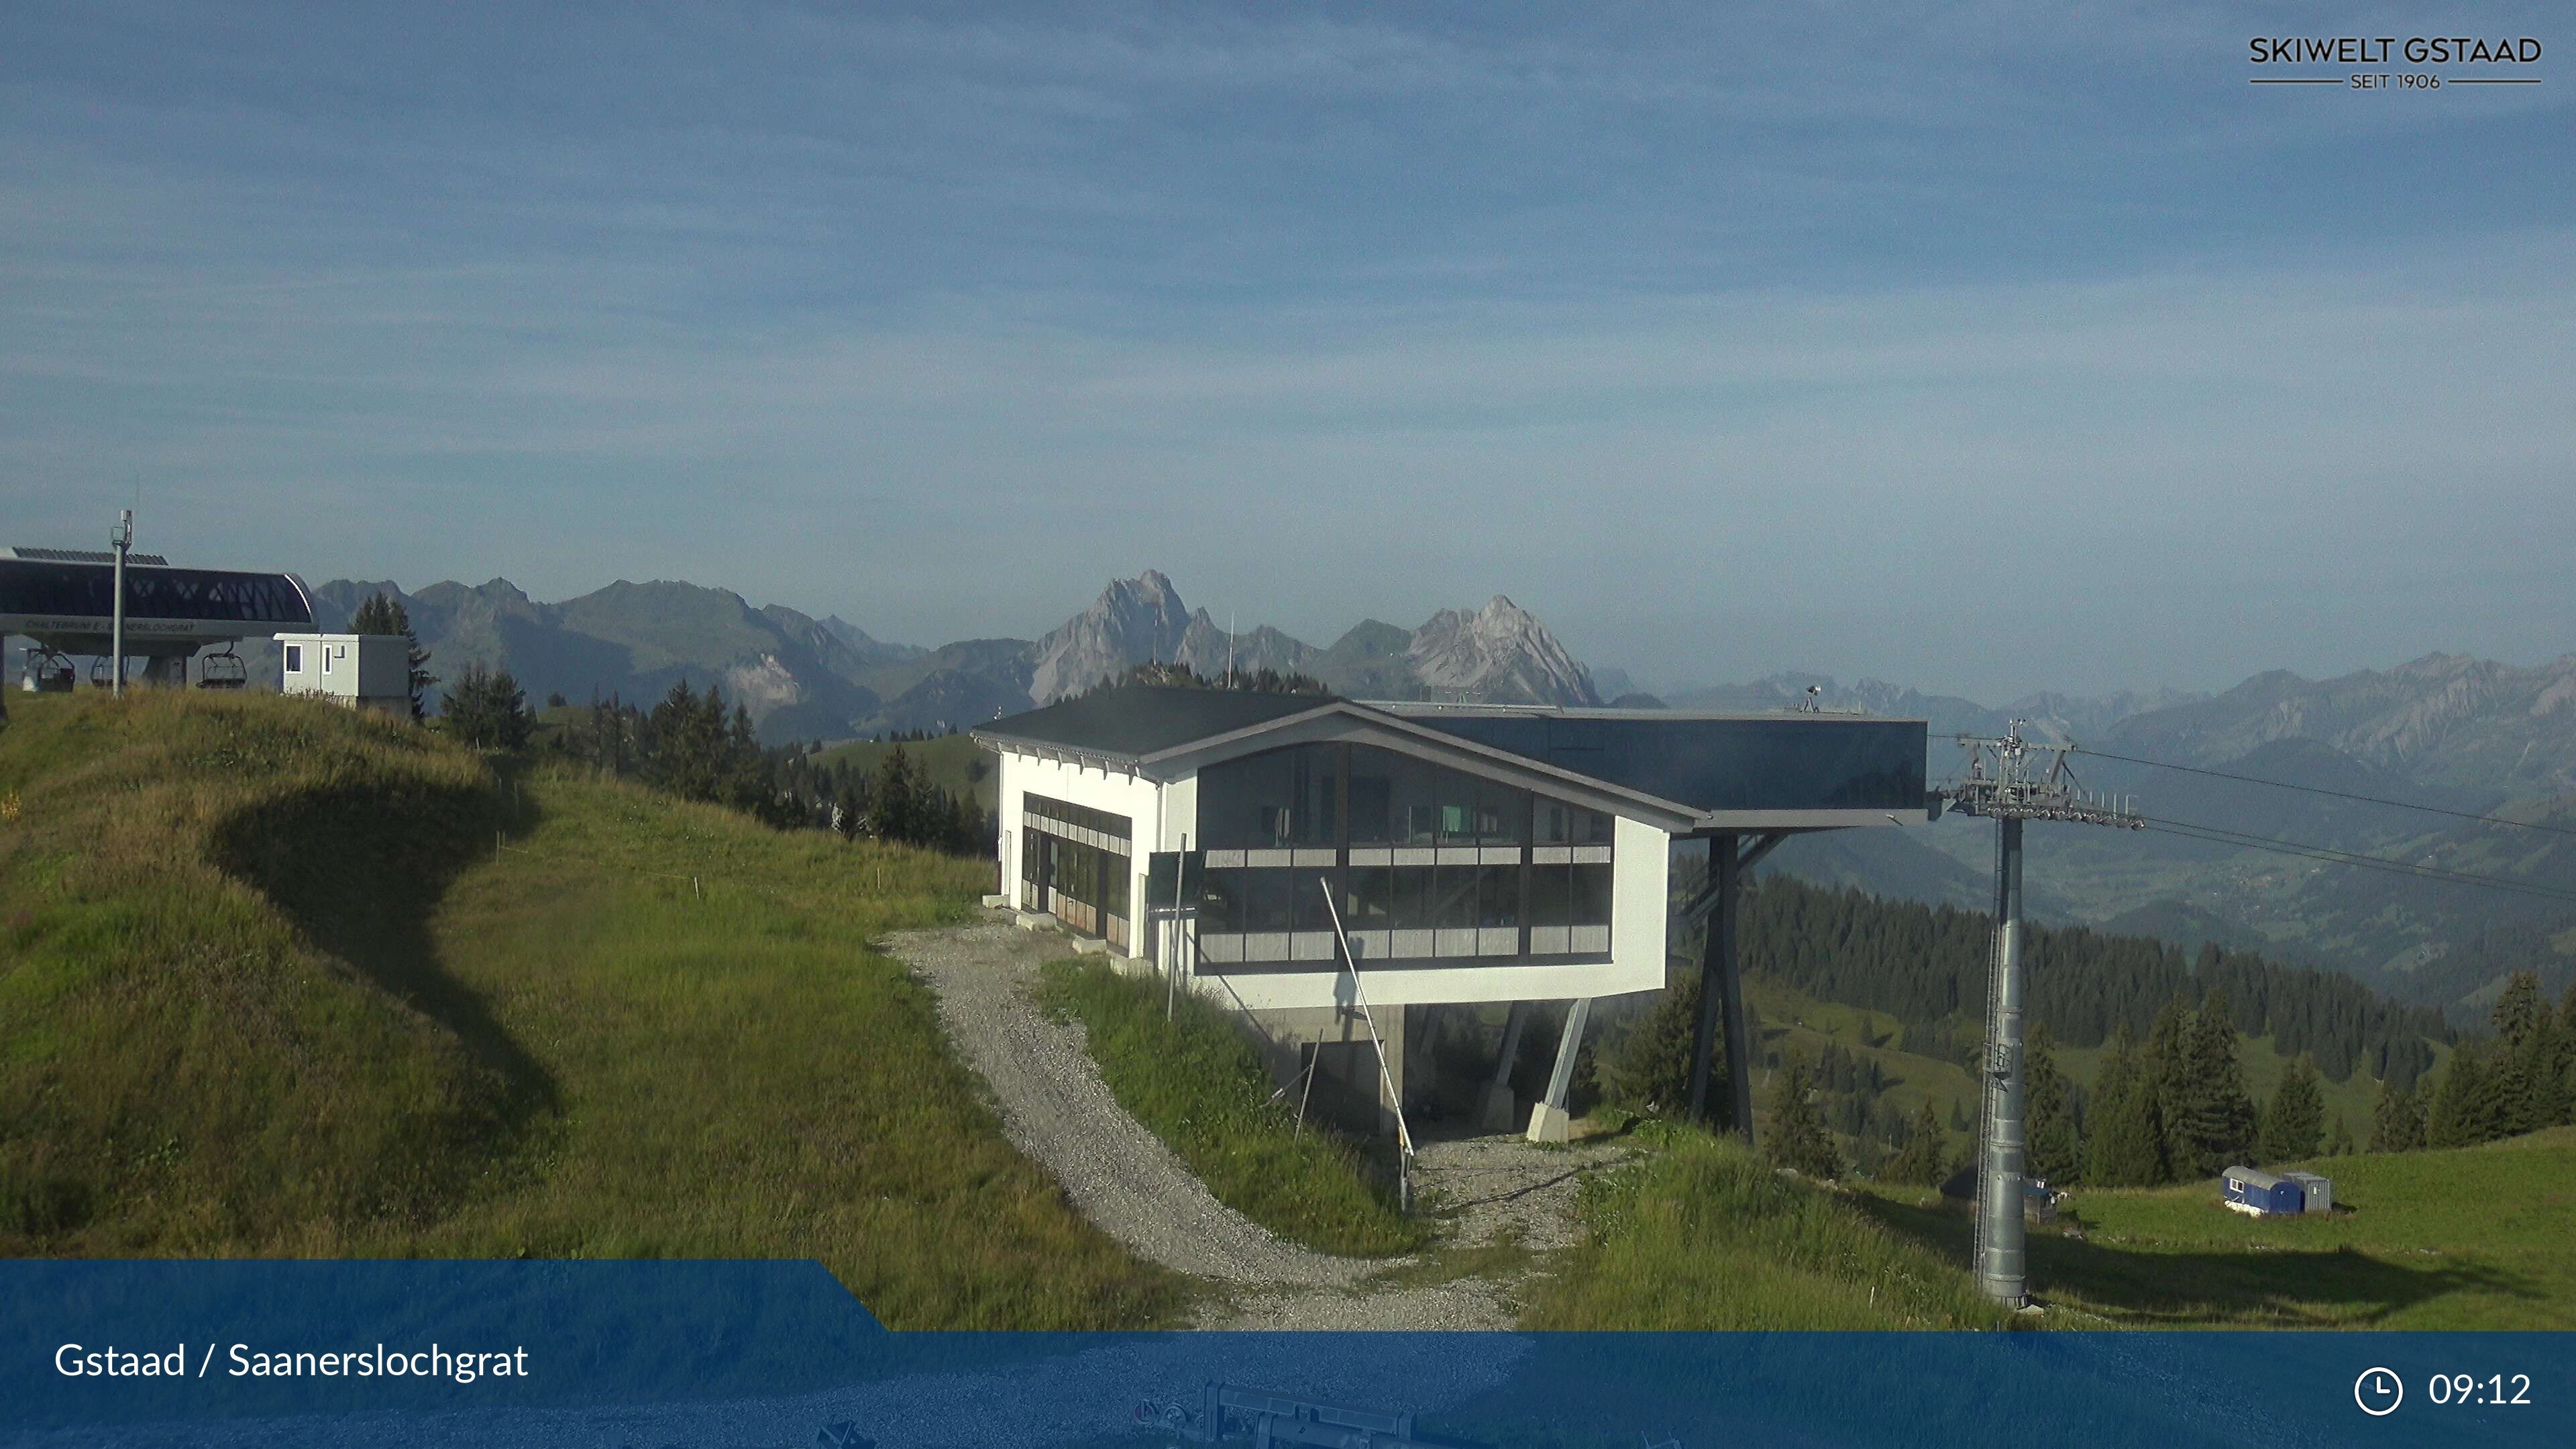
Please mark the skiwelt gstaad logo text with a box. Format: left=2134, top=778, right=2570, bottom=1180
left=2248, top=34, right=2544, bottom=91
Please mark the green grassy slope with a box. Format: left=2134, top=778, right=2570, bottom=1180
left=1855, top=1128, right=2576, bottom=1328
left=1523, top=1124, right=2008, bottom=1330
left=0, top=692, right=1181, bottom=1328
left=1038, top=957, right=1422, bottom=1256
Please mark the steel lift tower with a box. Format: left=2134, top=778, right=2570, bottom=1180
left=1941, top=724, right=2139, bottom=1307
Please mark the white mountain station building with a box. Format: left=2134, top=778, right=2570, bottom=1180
left=975, top=684, right=1929, bottom=1138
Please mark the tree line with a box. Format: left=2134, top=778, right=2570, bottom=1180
left=1597, top=863, right=2519, bottom=1187
left=1708, top=870, right=2453, bottom=1091
left=529, top=684, right=993, bottom=855
left=347, top=578, right=994, bottom=857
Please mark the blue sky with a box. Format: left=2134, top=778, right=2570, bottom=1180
left=5, top=2, right=2569, bottom=700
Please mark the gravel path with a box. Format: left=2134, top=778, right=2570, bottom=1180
left=881, top=914, right=1633, bottom=1331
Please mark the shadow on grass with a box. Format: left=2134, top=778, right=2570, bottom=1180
left=1852, top=1191, right=2544, bottom=1326
left=209, top=762, right=559, bottom=1130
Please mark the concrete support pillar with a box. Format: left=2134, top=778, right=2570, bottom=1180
left=1525, top=998, right=1592, bottom=1143
left=1477, top=1000, right=1531, bottom=1132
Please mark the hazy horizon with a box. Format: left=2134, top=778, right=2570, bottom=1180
left=8, top=4, right=2568, bottom=702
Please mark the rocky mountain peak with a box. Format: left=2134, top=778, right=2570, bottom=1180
left=1028, top=572, right=1200, bottom=702
left=1407, top=595, right=1599, bottom=706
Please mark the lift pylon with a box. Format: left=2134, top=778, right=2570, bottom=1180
left=1941, top=722, right=2139, bottom=1308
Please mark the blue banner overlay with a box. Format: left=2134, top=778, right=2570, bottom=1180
left=3, top=1263, right=2567, bottom=1448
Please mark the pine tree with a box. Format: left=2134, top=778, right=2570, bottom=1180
left=2259, top=1055, right=2326, bottom=1164
left=441, top=661, right=531, bottom=751
left=2024, top=1020, right=2082, bottom=1186
left=2326, top=1114, right=2356, bottom=1157
left=2142, top=993, right=2192, bottom=1171
left=2171, top=988, right=2259, bottom=1178
left=1761, top=1049, right=1842, bottom=1179
left=2087, top=1021, right=2171, bottom=1186
left=1882, top=1098, right=1948, bottom=1187
left=349, top=590, right=436, bottom=720
left=2371, top=1079, right=2426, bottom=1153
left=2425, top=1050, right=2501, bottom=1148
left=874, top=744, right=921, bottom=845
left=1603, top=966, right=1707, bottom=1116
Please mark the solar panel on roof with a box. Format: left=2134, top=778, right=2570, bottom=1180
left=7, top=546, right=173, bottom=566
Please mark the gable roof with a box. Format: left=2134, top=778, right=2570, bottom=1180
left=973, top=685, right=1336, bottom=763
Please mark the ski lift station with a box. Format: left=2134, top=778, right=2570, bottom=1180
left=1, top=543, right=313, bottom=691
left=975, top=686, right=1929, bottom=1142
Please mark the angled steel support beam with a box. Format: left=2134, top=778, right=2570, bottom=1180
left=1681, top=830, right=1786, bottom=1142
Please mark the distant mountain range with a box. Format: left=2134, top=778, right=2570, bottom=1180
left=262, top=570, right=1603, bottom=745
left=248, top=568, right=2575, bottom=1020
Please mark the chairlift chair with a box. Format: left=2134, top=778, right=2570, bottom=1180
left=197, top=646, right=248, bottom=690
left=22, top=649, right=76, bottom=693
left=89, top=656, right=117, bottom=689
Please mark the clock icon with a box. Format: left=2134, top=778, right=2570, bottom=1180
left=2355, top=1366, right=2404, bottom=1417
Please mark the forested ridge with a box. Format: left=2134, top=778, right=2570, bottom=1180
left=1705, top=869, right=2454, bottom=1089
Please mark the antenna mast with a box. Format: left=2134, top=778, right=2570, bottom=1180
left=1939, top=721, right=2139, bottom=1309
left=109, top=508, right=133, bottom=696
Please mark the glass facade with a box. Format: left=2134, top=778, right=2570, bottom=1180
left=1193, top=743, right=1615, bottom=969
left=0, top=561, right=313, bottom=626
left=1020, top=792, right=1133, bottom=950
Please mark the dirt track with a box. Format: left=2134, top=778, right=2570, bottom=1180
left=881, top=916, right=1629, bottom=1330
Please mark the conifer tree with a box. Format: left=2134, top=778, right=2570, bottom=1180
left=2371, top=1079, right=2426, bottom=1153
left=1761, top=1049, right=1841, bottom=1179
left=2326, top=1114, right=2356, bottom=1157
left=350, top=590, right=436, bottom=720
left=2024, top=1020, right=2082, bottom=1186
left=2259, top=1055, right=2326, bottom=1164
left=2087, top=1022, right=2171, bottom=1186
left=874, top=744, right=921, bottom=845
left=2171, top=988, right=2259, bottom=1177
left=1882, top=1098, right=1948, bottom=1187
left=2425, top=1050, right=2500, bottom=1148
left=1601, top=967, right=1702, bottom=1114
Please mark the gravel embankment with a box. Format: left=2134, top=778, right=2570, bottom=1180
left=881, top=914, right=1632, bottom=1332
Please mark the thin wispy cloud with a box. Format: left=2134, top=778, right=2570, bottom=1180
left=3, top=2, right=2568, bottom=698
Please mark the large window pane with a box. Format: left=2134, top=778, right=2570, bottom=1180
left=1526, top=863, right=1570, bottom=926
left=1477, top=782, right=1528, bottom=845
left=1289, top=869, right=1335, bottom=932
left=1287, top=744, right=1339, bottom=847
left=1198, top=749, right=1293, bottom=849
left=1534, top=798, right=1572, bottom=845
left=1435, top=863, right=1479, bottom=930
left=1436, top=766, right=1478, bottom=846
left=1244, top=869, right=1295, bottom=933
left=1477, top=864, right=1521, bottom=928
left=1347, top=759, right=1393, bottom=845
left=1199, top=867, right=1243, bottom=932
left=1572, top=862, right=1614, bottom=926
left=1359, top=748, right=1440, bottom=846
left=1346, top=865, right=1393, bottom=924
left=1391, top=865, right=1435, bottom=927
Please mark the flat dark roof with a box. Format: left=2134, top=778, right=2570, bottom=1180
left=1381, top=704, right=1927, bottom=816
left=977, top=685, right=1334, bottom=762
left=980, top=686, right=1930, bottom=822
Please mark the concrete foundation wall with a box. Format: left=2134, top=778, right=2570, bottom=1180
left=1238, top=1002, right=1409, bottom=1136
